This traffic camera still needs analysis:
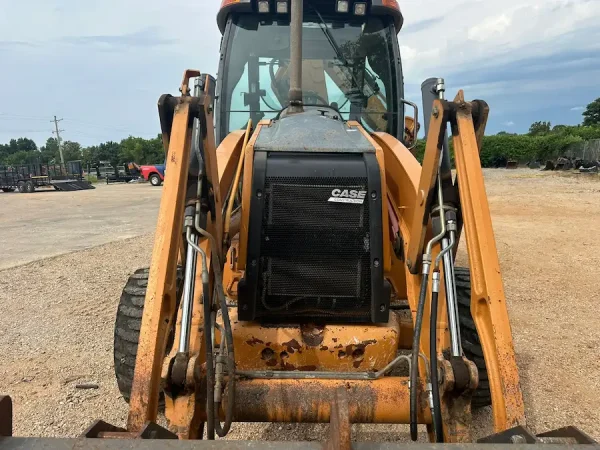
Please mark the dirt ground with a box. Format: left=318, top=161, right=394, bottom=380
left=0, top=183, right=162, bottom=270
left=0, top=169, right=598, bottom=442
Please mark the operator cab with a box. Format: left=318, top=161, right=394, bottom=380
left=214, top=0, right=414, bottom=324
left=215, top=0, right=409, bottom=145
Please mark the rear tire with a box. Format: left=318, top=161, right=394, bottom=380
left=455, top=266, right=492, bottom=409
left=17, top=181, right=26, bottom=193
left=25, top=181, right=35, bottom=193
left=149, top=174, right=162, bottom=187
left=113, top=267, right=182, bottom=403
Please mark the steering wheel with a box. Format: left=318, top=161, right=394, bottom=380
left=303, top=90, right=329, bottom=106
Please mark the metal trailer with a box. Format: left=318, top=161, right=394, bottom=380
left=106, top=162, right=142, bottom=184
left=0, top=161, right=94, bottom=193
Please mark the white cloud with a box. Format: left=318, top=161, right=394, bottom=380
left=468, top=13, right=512, bottom=42
left=505, top=121, right=515, bottom=127
left=571, top=106, right=585, bottom=111
left=399, top=0, right=600, bottom=82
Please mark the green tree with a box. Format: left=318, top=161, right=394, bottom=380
left=1, top=138, right=38, bottom=164
left=62, top=141, right=83, bottom=162
left=583, top=98, right=600, bottom=126
left=119, top=135, right=164, bottom=165
left=552, top=124, right=568, bottom=134
left=82, top=141, right=121, bottom=167
left=528, top=121, right=551, bottom=136
left=40, top=137, right=60, bottom=163
left=4, top=150, right=40, bottom=165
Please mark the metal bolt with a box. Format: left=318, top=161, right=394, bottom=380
left=251, top=260, right=257, bottom=267
left=407, top=259, right=413, bottom=269
left=373, top=259, right=380, bottom=268
left=432, top=106, right=439, bottom=118
left=371, top=191, right=377, bottom=199
left=256, top=190, right=263, bottom=198
left=380, top=304, right=386, bottom=312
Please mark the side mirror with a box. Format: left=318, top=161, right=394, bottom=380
left=401, top=99, right=419, bottom=151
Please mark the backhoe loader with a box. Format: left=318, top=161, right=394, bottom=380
left=0, top=0, right=597, bottom=448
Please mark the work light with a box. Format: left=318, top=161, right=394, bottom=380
left=336, top=0, right=349, bottom=13
left=354, top=2, right=367, bottom=15
left=276, top=0, right=289, bottom=13
left=258, top=0, right=270, bottom=13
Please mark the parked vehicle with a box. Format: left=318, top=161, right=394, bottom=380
left=0, top=161, right=94, bottom=192
left=106, top=162, right=142, bottom=184
left=140, top=164, right=165, bottom=186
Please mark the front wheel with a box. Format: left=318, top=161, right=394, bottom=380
left=149, top=174, right=162, bottom=187
left=455, top=266, right=492, bottom=409
left=17, top=181, right=26, bottom=193
left=114, top=267, right=182, bottom=403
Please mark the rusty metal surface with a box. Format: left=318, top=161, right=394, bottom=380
left=219, top=309, right=401, bottom=372
left=325, top=388, right=351, bottom=450
left=223, top=377, right=431, bottom=424
left=451, top=91, right=525, bottom=431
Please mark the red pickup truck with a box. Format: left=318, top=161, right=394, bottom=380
left=140, top=164, right=166, bottom=186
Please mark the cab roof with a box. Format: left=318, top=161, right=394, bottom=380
left=217, top=0, right=403, bottom=34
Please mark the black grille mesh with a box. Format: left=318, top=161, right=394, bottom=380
left=256, top=176, right=371, bottom=321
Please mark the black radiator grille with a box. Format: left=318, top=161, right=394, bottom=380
left=256, top=176, right=372, bottom=321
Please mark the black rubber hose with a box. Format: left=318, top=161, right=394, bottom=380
left=410, top=272, right=429, bottom=441
left=430, top=285, right=444, bottom=442
left=202, top=279, right=215, bottom=440
left=214, top=278, right=235, bottom=437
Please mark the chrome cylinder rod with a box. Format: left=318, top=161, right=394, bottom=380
left=178, top=230, right=198, bottom=353
left=442, top=236, right=461, bottom=356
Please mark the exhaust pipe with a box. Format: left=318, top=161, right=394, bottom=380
left=288, top=0, right=304, bottom=113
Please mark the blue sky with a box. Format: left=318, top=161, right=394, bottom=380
left=0, top=0, right=599, bottom=147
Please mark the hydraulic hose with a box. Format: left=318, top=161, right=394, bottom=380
left=202, top=272, right=215, bottom=439
left=430, top=271, right=444, bottom=442
left=194, top=217, right=236, bottom=437
left=214, top=277, right=235, bottom=437
left=410, top=271, right=429, bottom=441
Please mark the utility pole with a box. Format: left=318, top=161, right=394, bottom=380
left=51, top=116, right=66, bottom=167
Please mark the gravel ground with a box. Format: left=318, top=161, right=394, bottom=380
left=0, top=169, right=598, bottom=442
